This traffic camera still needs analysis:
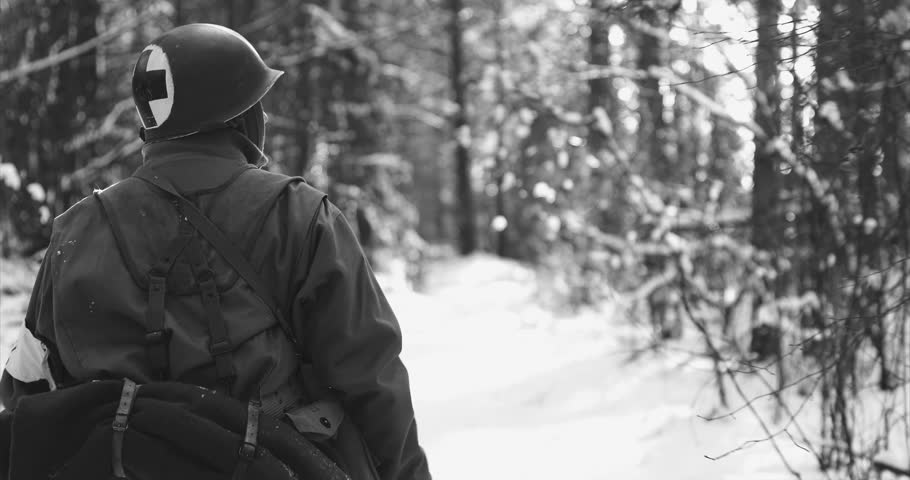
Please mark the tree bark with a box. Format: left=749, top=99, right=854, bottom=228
left=587, top=2, right=626, bottom=234
left=174, top=0, right=183, bottom=26
left=848, top=0, right=891, bottom=391
left=636, top=9, right=667, bottom=180
left=449, top=0, right=477, bottom=254
left=751, top=0, right=781, bottom=252
left=588, top=0, right=618, bottom=155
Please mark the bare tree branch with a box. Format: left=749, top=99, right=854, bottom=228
left=579, top=65, right=767, bottom=137
left=679, top=276, right=803, bottom=478
left=0, top=8, right=162, bottom=85
left=64, top=138, right=143, bottom=187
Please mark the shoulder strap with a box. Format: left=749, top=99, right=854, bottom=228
left=133, top=166, right=301, bottom=355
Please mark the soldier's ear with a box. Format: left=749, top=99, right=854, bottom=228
left=139, top=127, right=147, bottom=142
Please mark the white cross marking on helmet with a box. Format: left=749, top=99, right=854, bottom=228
left=134, top=44, right=174, bottom=129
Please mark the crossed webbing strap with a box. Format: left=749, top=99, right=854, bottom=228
left=95, top=192, right=191, bottom=380
left=132, top=166, right=300, bottom=354
left=183, top=232, right=236, bottom=390
left=145, top=222, right=191, bottom=379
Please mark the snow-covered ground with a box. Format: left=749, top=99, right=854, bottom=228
left=1, top=253, right=830, bottom=479
left=387, top=254, right=826, bottom=480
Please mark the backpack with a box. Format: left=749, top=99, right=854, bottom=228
left=2, top=166, right=361, bottom=480
left=6, top=379, right=348, bottom=480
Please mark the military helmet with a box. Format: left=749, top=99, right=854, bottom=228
left=131, top=23, right=283, bottom=142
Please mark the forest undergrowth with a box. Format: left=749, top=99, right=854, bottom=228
left=555, top=222, right=910, bottom=479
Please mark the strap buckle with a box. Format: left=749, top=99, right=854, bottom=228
left=148, top=275, right=166, bottom=292
left=145, top=329, right=170, bottom=345
left=112, top=418, right=129, bottom=432
left=238, top=400, right=261, bottom=460
left=112, top=378, right=140, bottom=478
left=238, top=441, right=257, bottom=459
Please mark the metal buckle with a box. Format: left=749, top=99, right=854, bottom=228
left=238, top=442, right=256, bottom=459
left=144, top=329, right=170, bottom=344
left=112, top=418, right=129, bottom=432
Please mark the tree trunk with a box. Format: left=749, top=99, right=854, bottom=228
left=341, top=0, right=383, bottom=162
left=751, top=0, right=781, bottom=253
left=849, top=0, right=880, bottom=264
left=587, top=2, right=628, bottom=234
left=848, top=0, right=890, bottom=391
left=588, top=0, right=618, bottom=155
left=328, top=0, right=385, bottom=254
left=291, top=63, right=317, bottom=176
left=636, top=10, right=667, bottom=180
left=449, top=0, right=477, bottom=255
left=492, top=0, right=510, bottom=258
left=174, top=0, right=183, bottom=26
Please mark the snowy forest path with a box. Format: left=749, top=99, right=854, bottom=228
left=393, top=255, right=825, bottom=480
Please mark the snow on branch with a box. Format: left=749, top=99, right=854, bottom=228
left=275, top=4, right=378, bottom=69
left=579, top=64, right=849, bottom=254
left=583, top=226, right=670, bottom=256
left=64, top=138, right=143, bottom=187
left=627, top=264, right=677, bottom=303
left=768, top=138, right=847, bottom=248
left=578, top=65, right=767, bottom=138
left=64, top=98, right=135, bottom=151
left=0, top=8, right=163, bottom=85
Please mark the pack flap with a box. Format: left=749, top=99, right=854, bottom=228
left=284, top=400, right=344, bottom=440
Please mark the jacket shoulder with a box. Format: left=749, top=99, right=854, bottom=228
left=240, top=168, right=327, bottom=212
left=52, top=181, right=139, bottom=232
left=285, top=177, right=328, bottom=208
left=246, top=168, right=325, bottom=194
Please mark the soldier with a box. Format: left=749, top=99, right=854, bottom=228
left=0, top=23, right=430, bottom=480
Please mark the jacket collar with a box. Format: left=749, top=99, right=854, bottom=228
left=138, top=129, right=256, bottom=194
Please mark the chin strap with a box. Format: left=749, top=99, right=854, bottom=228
left=225, top=102, right=268, bottom=165
left=225, top=127, right=270, bottom=168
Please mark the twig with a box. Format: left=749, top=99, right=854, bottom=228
left=785, top=429, right=811, bottom=454
left=679, top=272, right=803, bottom=478
left=873, top=459, right=910, bottom=478
left=698, top=367, right=828, bottom=422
